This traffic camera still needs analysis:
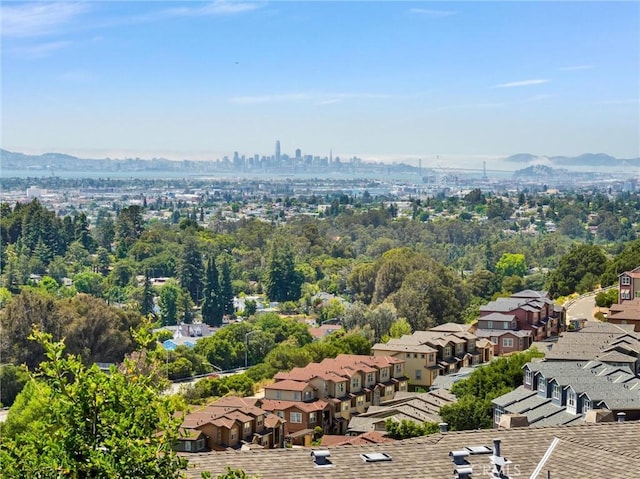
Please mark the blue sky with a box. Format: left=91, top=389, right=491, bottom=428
left=2, top=1, right=639, bottom=164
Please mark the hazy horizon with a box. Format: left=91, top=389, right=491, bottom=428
left=2, top=1, right=639, bottom=161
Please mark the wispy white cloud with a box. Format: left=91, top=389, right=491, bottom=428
left=520, top=94, right=553, bottom=103
left=1, top=2, right=89, bottom=38
left=495, top=79, right=550, bottom=88
left=559, top=65, right=594, bottom=71
left=409, top=8, right=457, bottom=17
left=229, top=92, right=390, bottom=104
left=156, top=1, right=263, bottom=20
left=13, top=40, right=72, bottom=57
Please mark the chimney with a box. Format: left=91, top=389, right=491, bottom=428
left=584, top=409, right=613, bottom=423
left=493, top=439, right=501, bottom=457
left=617, top=412, right=626, bottom=423
left=439, top=422, right=449, bottom=433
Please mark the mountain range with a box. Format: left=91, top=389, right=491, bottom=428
left=504, top=153, right=640, bottom=167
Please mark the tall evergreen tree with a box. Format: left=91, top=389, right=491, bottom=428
left=264, top=241, right=303, bottom=303
left=141, top=272, right=155, bottom=318
left=219, top=256, right=235, bottom=317
left=201, top=257, right=223, bottom=327
left=178, top=237, right=203, bottom=304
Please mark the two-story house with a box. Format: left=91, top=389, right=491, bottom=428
left=605, top=266, right=640, bottom=331
left=619, top=266, right=640, bottom=302
left=175, top=396, right=286, bottom=452
left=262, top=354, right=409, bottom=439
left=371, top=324, right=493, bottom=390
left=492, top=360, right=640, bottom=428
left=475, top=290, right=564, bottom=355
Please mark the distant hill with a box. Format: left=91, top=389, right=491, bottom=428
left=505, top=152, right=640, bottom=168
left=514, top=164, right=567, bottom=178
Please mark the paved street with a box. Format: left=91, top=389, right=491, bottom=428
left=566, top=294, right=599, bottom=321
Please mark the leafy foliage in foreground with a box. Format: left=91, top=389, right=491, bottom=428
left=439, top=349, right=544, bottom=430
left=0, top=328, right=186, bottom=478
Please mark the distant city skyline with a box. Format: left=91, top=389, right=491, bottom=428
left=2, top=1, right=639, bottom=162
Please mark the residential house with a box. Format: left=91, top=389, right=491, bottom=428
left=492, top=360, right=640, bottom=428
left=475, top=290, right=564, bottom=355
left=544, top=321, right=640, bottom=374
left=183, top=421, right=640, bottom=479
left=607, top=299, right=640, bottom=332
left=371, top=324, right=493, bottom=390
left=175, top=396, right=285, bottom=452
left=619, top=266, right=640, bottom=302
left=346, top=389, right=456, bottom=435
left=262, top=354, right=409, bottom=439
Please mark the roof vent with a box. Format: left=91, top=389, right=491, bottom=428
left=439, top=422, right=449, bottom=433
left=449, top=450, right=472, bottom=479
left=310, top=450, right=333, bottom=467
left=360, top=452, right=392, bottom=463
left=617, top=412, right=626, bottom=423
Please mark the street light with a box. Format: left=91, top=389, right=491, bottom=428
left=245, top=330, right=259, bottom=369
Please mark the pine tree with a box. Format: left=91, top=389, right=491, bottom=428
left=178, top=237, right=203, bottom=304
left=141, top=272, right=155, bottom=318
left=201, top=257, right=223, bottom=327
left=219, top=256, right=235, bottom=317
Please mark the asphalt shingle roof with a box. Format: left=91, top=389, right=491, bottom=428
left=183, top=421, right=640, bottom=479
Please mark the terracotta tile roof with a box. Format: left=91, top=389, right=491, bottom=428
left=183, top=421, right=640, bottom=478
left=261, top=399, right=329, bottom=413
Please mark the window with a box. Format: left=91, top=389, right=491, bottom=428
left=337, top=382, right=345, bottom=394
left=503, top=322, right=508, bottom=330
left=444, top=346, right=452, bottom=357
left=244, top=422, right=251, bottom=434
left=525, top=370, right=532, bottom=386
left=381, top=368, right=389, bottom=380
left=352, top=377, right=360, bottom=388
left=304, top=390, right=313, bottom=400
left=342, top=401, right=350, bottom=411
left=456, top=343, right=463, bottom=353
left=567, top=390, right=577, bottom=413
left=491, top=337, right=498, bottom=345
left=583, top=398, right=592, bottom=414
left=487, top=321, right=493, bottom=329
left=406, top=353, right=411, bottom=358
left=275, top=390, right=282, bottom=400
left=421, top=354, right=425, bottom=359
left=276, top=411, right=284, bottom=418
left=415, top=370, right=422, bottom=380
left=290, top=412, right=302, bottom=423
left=414, top=353, right=418, bottom=358
left=395, top=364, right=402, bottom=374
left=367, top=372, right=375, bottom=384
left=621, top=275, right=631, bottom=285
left=429, top=354, right=435, bottom=362
left=196, top=438, right=205, bottom=451
left=293, top=392, right=300, bottom=401
left=385, top=385, right=394, bottom=397
left=621, top=290, right=631, bottom=300
left=537, top=376, right=546, bottom=394
left=503, top=338, right=513, bottom=348
left=494, top=406, right=504, bottom=425
left=552, top=384, right=561, bottom=400
left=184, top=441, right=192, bottom=452
left=309, top=412, right=317, bottom=423
left=230, top=428, right=238, bottom=441
left=257, top=415, right=263, bottom=427
left=468, top=342, right=475, bottom=352
left=356, top=395, right=365, bottom=406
